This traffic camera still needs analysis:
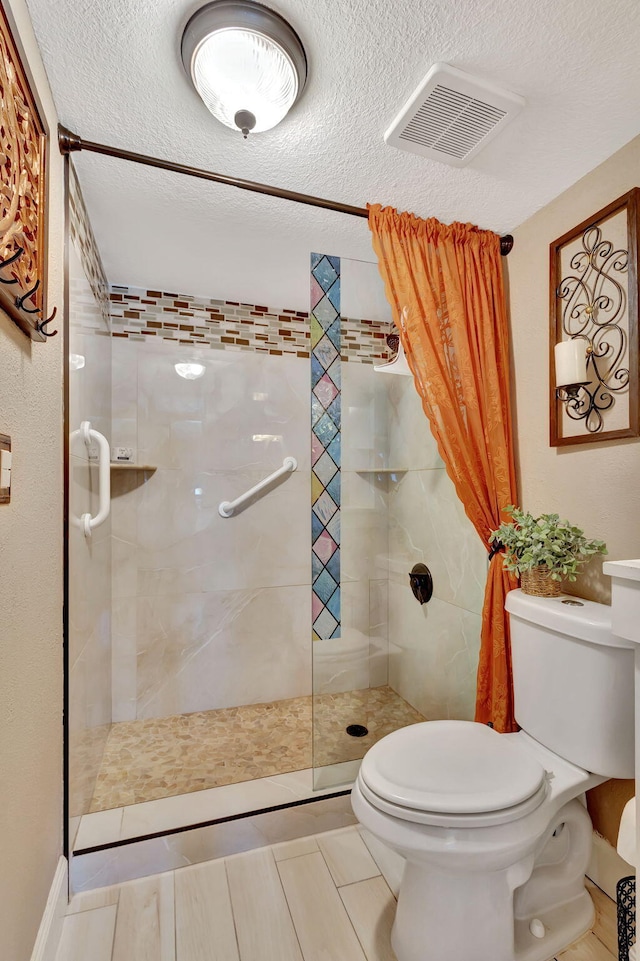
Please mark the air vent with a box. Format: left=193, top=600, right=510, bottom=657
left=385, top=63, right=525, bottom=167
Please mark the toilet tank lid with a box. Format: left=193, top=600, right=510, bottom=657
left=506, top=589, right=630, bottom=649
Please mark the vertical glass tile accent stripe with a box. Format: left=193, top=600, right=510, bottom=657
left=311, top=253, right=340, bottom=640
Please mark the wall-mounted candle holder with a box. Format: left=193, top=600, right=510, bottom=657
left=554, top=338, right=592, bottom=408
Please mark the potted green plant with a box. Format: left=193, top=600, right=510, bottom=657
left=489, top=506, right=607, bottom=597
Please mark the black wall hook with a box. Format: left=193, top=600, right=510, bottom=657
left=36, top=306, right=58, bottom=338
left=0, top=246, right=59, bottom=339
left=15, top=278, right=41, bottom=313
left=409, top=563, right=433, bottom=605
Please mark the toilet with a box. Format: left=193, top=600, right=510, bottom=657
left=351, top=589, right=635, bottom=961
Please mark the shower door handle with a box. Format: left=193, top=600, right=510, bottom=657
left=70, top=421, right=111, bottom=538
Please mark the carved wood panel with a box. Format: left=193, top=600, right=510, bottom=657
left=0, top=4, right=48, bottom=340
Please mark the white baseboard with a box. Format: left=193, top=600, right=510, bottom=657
left=587, top=830, right=634, bottom=901
left=30, top=857, right=68, bottom=961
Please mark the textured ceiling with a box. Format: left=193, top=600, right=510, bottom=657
left=27, top=0, right=640, bottom=310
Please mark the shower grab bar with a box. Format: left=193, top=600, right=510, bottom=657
left=70, top=421, right=111, bottom=538
left=219, top=456, right=297, bottom=517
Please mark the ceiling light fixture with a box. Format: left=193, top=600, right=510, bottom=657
left=181, top=0, right=307, bottom=138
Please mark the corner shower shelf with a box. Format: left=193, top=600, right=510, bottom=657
left=110, top=463, right=157, bottom=472
left=355, top=468, right=408, bottom=474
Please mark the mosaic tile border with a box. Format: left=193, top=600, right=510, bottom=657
left=311, top=253, right=341, bottom=640
left=341, top=316, right=392, bottom=364
left=68, top=162, right=110, bottom=326
left=108, top=284, right=392, bottom=364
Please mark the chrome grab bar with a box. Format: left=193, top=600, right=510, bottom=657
left=70, top=421, right=111, bottom=538
left=219, top=456, right=297, bottom=517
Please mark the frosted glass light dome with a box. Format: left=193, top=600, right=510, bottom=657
left=182, top=1, right=307, bottom=136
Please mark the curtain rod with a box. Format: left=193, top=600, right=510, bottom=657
left=58, top=125, right=514, bottom=256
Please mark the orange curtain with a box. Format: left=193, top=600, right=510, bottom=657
left=368, top=203, right=518, bottom=733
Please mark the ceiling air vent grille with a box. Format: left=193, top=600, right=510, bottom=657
left=385, top=63, right=525, bottom=167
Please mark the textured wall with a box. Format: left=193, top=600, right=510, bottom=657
left=508, top=133, right=640, bottom=846
left=508, top=133, right=640, bottom=605
left=0, top=1, right=64, bottom=958
left=27, top=0, right=640, bottom=313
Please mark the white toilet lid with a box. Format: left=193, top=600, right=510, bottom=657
left=360, top=720, right=546, bottom=815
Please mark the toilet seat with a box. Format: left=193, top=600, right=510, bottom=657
left=359, top=720, right=549, bottom=828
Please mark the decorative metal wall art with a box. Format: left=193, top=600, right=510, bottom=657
left=0, top=6, right=54, bottom=341
left=550, top=189, right=640, bottom=446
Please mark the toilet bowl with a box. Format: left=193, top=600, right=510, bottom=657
left=353, top=723, right=600, bottom=961
left=351, top=591, right=635, bottom=961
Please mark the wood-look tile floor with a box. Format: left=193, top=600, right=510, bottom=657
left=56, top=826, right=619, bottom=961
left=90, top=687, right=425, bottom=812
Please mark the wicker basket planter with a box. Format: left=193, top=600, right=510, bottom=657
left=520, top=568, right=562, bottom=597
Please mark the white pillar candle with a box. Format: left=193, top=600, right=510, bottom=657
left=554, top=339, right=588, bottom=387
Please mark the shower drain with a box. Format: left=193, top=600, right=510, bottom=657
left=346, top=724, right=369, bottom=737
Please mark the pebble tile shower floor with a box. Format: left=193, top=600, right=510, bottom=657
left=90, top=686, right=425, bottom=811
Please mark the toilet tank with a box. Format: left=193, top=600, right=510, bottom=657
left=506, top=589, right=635, bottom=779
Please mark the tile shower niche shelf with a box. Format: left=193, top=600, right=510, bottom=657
left=356, top=468, right=408, bottom=475
left=110, top=463, right=157, bottom=472
left=109, top=463, right=157, bottom=497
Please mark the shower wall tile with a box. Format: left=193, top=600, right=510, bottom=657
left=341, top=470, right=389, bottom=583
left=68, top=459, right=110, bottom=663
left=312, top=579, right=389, bottom=696
left=341, top=363, right=389, bottom=471
left=108, top=281, right=393, bottom=724
left=111, top=469, right=140, bottom=601
left=384, top=375, right=443, bottom=471
left=68, top=213, right=112, bottom=819
left=111, top=464, right=310, bottom=599
left=388, top=467, right=487, bottom=616
left=133, top=344, right=310, bottom=472
left=368, top=579, right=389, bottom=689
left=112, top=598, right=137, bottom=723
left=134, top=468, right=310, bottom=594
left=380, top=360, right=486, bottom=722
left=135, top=586, right=312, bottom=719
left=111, top=418, right=138, bottom=452
left=111, top=337, right=138, bottom=423
left=69, top=163, right=110, bottom=326
left=340, top=579, right=371, bottom=646
left=388, top=587, right=481, bottom=720
left=111, top=336, right=314, bottom=719
left=68, top=278, right=112, bottom=442
left=312, top=636, right=371, bottom=695
left=312, top=355, right=391, bottom=696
